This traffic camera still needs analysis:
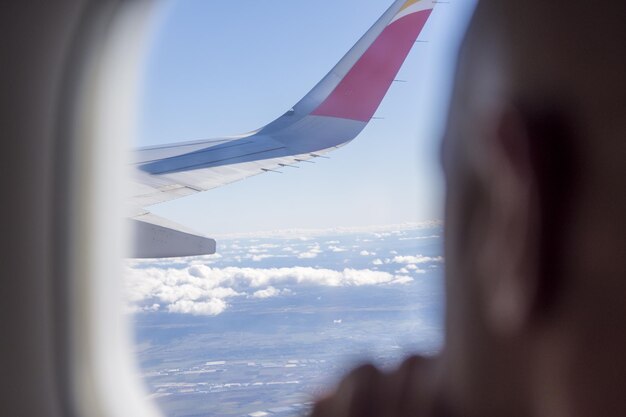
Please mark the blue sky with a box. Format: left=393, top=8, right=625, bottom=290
left=137, top=0, right=476, bottom=236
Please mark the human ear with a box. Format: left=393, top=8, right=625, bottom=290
left=476, top=105, right=541, bottom=336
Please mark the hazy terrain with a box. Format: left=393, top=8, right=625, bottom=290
left=128, top=223, right=444, bottom=417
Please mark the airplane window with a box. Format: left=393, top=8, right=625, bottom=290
left=125, top=1, right=476, bottom=416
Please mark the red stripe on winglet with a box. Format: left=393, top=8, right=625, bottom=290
left=312, top=10, right=432, bottom=122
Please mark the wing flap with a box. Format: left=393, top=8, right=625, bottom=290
left=131, top=213, right=216, bottom=258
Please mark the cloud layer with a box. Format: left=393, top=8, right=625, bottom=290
left=125, top=265, right=412, bottom=316
left=125, top=223, right=444, bottom=316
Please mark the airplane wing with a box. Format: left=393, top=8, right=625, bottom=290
left=131, top=0, right=436, bottom=258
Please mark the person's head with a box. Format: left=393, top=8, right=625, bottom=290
left=441, top=2, right=626, bottom=416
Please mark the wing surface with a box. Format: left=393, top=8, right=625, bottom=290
left=131, top=0, right=436, bottom=257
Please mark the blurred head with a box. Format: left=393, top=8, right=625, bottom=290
left=441, top=2, right=626, bottom=416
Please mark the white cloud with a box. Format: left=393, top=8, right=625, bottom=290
left=250, top=254, right=275, bottom=262
left=248, top=248, right=267, bottom=254
left=392, top=255, right=444, bottom=265
left=372, top=259, right=383, bottom=266
left=123, top=303, right=161, bottom=315
left=359, top=250, right=375, bottom=256
left=405, top=264, right=427, bottom=274
left=328, top=245, right=346, bottom=253
left=125, top=264, right=410, bottom=316
left=399, top=235, right=440, bottom=241
left=391, top=276, right=414, bottom=285
left=309, top=244, right=322, bottom=252
left=168, top=299, right=228, bottom=316
left=297, top=244, right=322, bottom=259
left=146, top=303, right=160, bottom=311
left=252, top=286, right=282, bottom=299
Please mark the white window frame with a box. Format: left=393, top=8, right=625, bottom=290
left=65, top=2, right=164, bottom=416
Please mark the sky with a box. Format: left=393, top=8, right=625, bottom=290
left=137, top=0, right=476, bottom=236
